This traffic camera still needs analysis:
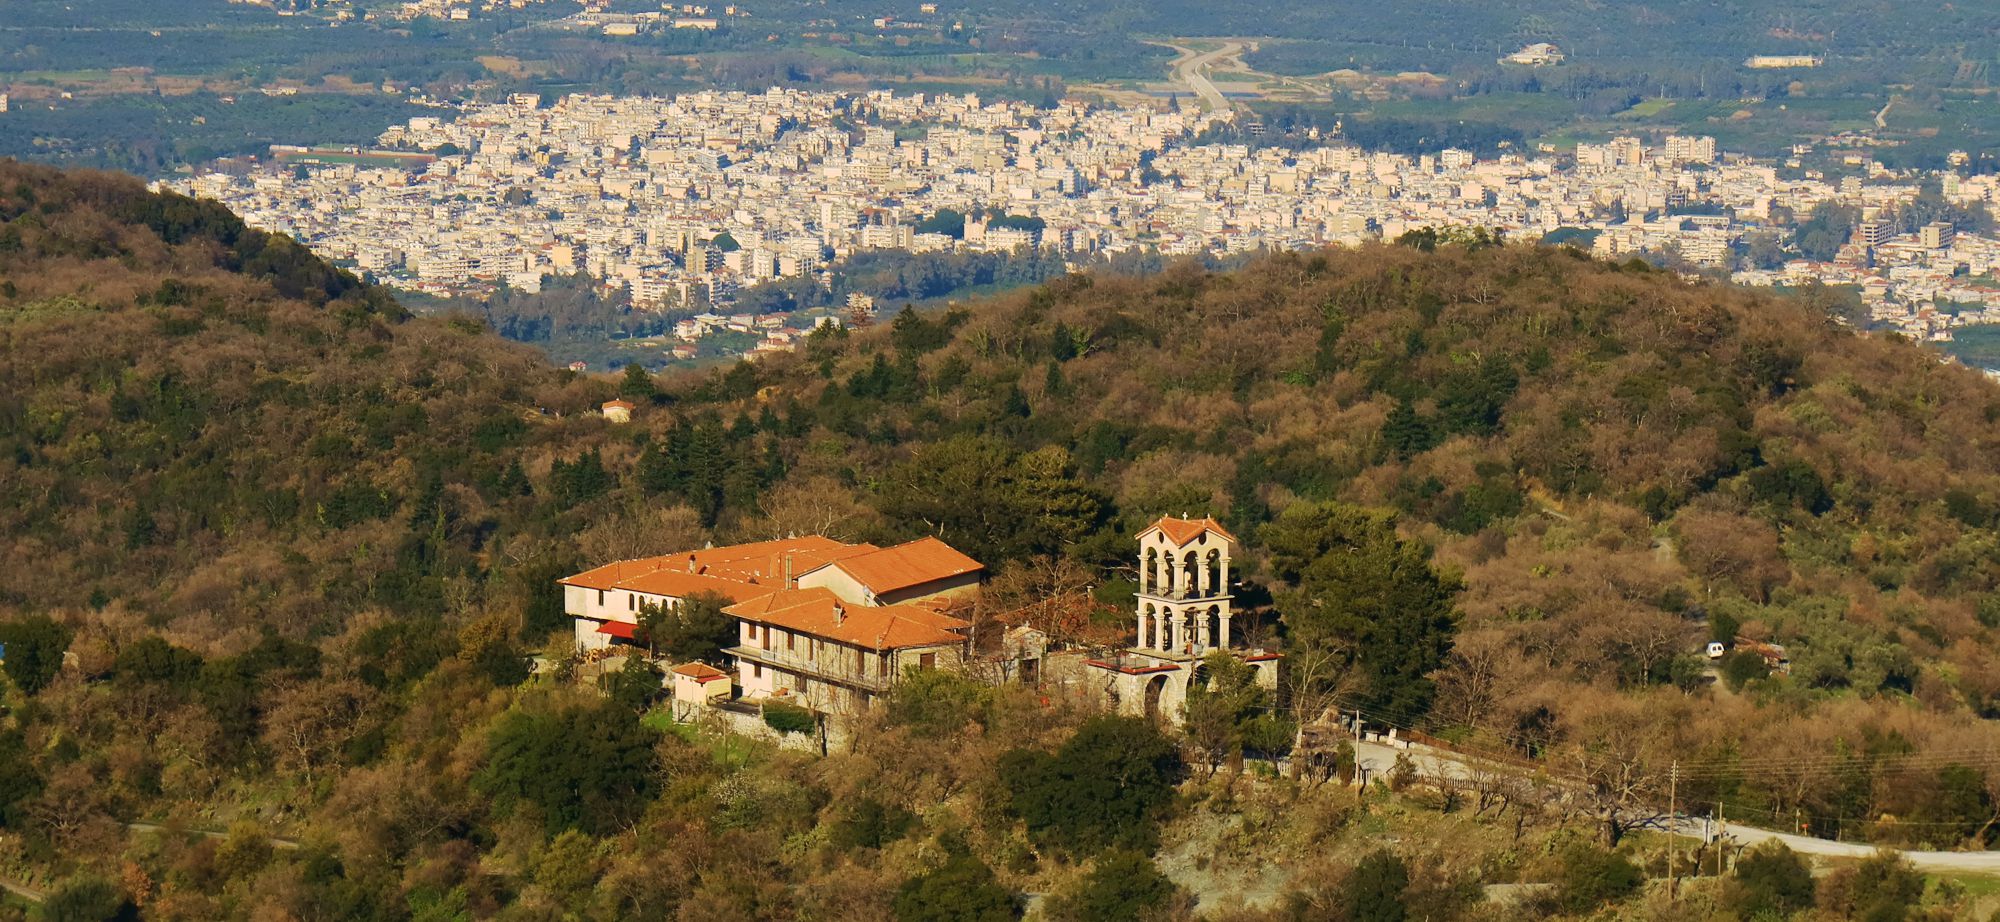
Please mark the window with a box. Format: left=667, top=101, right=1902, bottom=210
left=878, top=654, right=889, bottom=677
left=856, top=649, right=865, bottom=673
left=787, top=632, right=795, bottom=652
left=628, top=594, right=636, bottom=611
left=597, top=589, right=605, bottom=606
left=919, top=652, right=936, bottom=670
left=761, top=625, right=771, bottom=651
left=752, top=663, right=763, bottom=679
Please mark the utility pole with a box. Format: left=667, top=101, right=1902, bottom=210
left=1715, top=799, right=1726, bottom=877
left=1668, top=760, right=1679, bottom=901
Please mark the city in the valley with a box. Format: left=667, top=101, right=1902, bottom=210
left=172, top=88, right=2000, bottom=367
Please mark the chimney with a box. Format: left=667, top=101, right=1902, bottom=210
left=833, top=602, right=846, bottom=625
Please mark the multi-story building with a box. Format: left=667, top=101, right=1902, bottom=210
left=1859, top=220, right=1896, bottom=248
left=1663, top=135, right=1718, bottom=165
left=559, top=534, right=985, bottom=712
left=725, top=585, right=972, bottom=712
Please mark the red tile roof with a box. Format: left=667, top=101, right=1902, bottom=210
left=808, top=536, right=984, bottom=596
left=563, top=535, right=981, bottom=651
left=671, top=662, right=729, bottom=681
left=559, top=536, right=869, bottom=594
left=612, top=569, right=771, bottom=603
left=725, top=587, right=971, bottom=650
left=1140, top=516, right=1237, bottom=547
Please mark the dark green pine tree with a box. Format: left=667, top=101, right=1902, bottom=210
left=1263, top=502, right=1461, bottom=720
left=1380, top=398, right=1435, bottom=459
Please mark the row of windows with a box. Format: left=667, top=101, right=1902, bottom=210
left=592, top=588, right=662, bottom=612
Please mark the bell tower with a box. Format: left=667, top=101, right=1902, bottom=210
left=1133, top=516, right=1235, bottom=657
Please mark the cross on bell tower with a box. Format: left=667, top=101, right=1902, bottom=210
left=1133, top=516, right=1235, bottom=657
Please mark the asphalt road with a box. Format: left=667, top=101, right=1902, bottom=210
left=1352, top=739, right=2000, bottom=873
left=1162, top=41, right=1238, bottom=113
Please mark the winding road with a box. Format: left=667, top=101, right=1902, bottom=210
left=1157, top=41, right=1240, bottom=113
left=1352, top=739, right=2000, bottom=874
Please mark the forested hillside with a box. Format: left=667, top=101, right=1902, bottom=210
left=650, top=235, right=2000, bottom=846
left=6, top=161, right=2000, bottom=920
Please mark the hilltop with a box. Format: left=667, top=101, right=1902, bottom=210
left=5, top=162, right=2000, bottom=918
left=0, top=160, right=609, bottom=646
left=648, top=236, right=2000, bottom=841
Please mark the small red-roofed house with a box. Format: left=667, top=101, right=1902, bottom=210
left=671, top=661, right=732, bottom=715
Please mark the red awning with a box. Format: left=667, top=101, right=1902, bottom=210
left=595, top=621, right=640, bottom=640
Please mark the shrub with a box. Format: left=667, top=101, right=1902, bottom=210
left=41, top=876, right=137, bottom=922
left=475, top=700, right=657, bottom=835
left=885, top=668, right=992, bottom=734
left=830, top=797, right=917, bottom=851
left=1344, top=849, right=1411, bottom=922
left=892, top=852, right=1018, bottom=922
left=1000, top=716, right=1181, bottom=855
left=1044, top=850, right=1177, bottom=922
left=1553, top=844, right=1641, bottom=913
left=1727, top=842, right=1815, bottom=917
left=1846, top=852, right=1923, bottom=922
left=605, top=655, right=662, bottom=712
left=0, top=615, right=73, bottom=695
left=762, top=700, right=816, bottom=735
left=1721, top=650, right=1771, bottom=691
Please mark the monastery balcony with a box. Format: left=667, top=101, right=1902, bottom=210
left=726, top=645, right=893, bottom=694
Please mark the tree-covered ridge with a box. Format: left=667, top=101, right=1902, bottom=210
left=9, top=162, right=2000, bottom=919
left=0, top=159, right=575, bottom=638
left=645, top=242, right=2000, bottom=841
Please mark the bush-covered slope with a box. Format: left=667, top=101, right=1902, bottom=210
left=697, top=242, right=2000, bottom=707
left=0, top=160, right=622, bottom=643
left=10, top=163, right=2000, bottom=919
left=645, top=241, right=2000, bottom=841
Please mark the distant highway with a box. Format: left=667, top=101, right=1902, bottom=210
left=1160, top=41, right=1238, bottom=113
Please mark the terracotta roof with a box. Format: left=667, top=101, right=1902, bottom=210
left=1140, top=516, right=1237, bottom=547
left=602, top=399, right=635, bottom=410
left=725, top=587, right=971, bottom=651
left=672, top=662, right=729, bottom=681
left=563, top=535, right=980, bottom=652
left=701, top=542, right=879, bottom=584
left=612, top=569, right=771, bottom=603
left=596, top=621, right=639, bottom=640
left=559, top=536, right=869, bottom=594
left=809, top=537, right=984, bottom=596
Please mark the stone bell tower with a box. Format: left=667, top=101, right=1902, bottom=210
left=1133, top=516, right=1235, bottom=657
